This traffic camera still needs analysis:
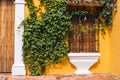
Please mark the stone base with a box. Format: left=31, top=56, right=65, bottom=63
left=12, top=64, right=26, bottom=76
left=68, top=53, right=101, bottom=75
left=74, top=70, right=91, bottom=75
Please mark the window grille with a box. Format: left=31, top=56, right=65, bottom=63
left=68, top=14, right=99, bottom=53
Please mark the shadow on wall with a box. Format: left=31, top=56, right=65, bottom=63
left=90, top=58, right=101, bottom=72
left=26, top=58, right=76, bottom=75
left=45, top=59, right=76, bottom=74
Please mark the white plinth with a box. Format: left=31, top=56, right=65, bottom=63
left=68, top=53, right=101, bottom=75
left=12, top=64, right=26, bottom=75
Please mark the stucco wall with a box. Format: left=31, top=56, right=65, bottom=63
left=110, top=0, right=120, bottom=76
left=90, top=30, right=110, bottom=73
left=25, top=0, right=120, bottom=75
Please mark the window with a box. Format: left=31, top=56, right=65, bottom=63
left=68, top=14, right=99, bottom=53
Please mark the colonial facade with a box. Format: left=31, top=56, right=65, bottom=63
left=0, top=0, right=120, bottom=76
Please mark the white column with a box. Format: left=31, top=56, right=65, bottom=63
left=12, top=0, right=26, bottom=75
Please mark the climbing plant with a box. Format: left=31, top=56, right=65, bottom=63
left=96, top=0, right=117, bottom=33
left=67, top=0, right=117, bottom=33
left=22, top=0, right=72, bottom=76
left=21, top=0, right=117, bottom=76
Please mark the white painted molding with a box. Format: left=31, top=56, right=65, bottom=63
left=14, top=1, right=25, bottom=4
left=14, top=0, right=25, bottom=4
left=12, top=0, right=26, bottom=76
left=68, top=53, right=101, bottom=56
left=68, top=53, right=101, bottom=75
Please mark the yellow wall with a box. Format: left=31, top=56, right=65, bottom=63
left=45, top=31, right=111, bottom=74
left=45, top=29, right=111, bottom=74
left=110, top=0, right=120, bottom=76
left=25, top=0, right=120, bottom=75
left=90, top=30, right=110, bottom=73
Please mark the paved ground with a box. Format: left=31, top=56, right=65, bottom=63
left=0, top=73, right=120, bottom=80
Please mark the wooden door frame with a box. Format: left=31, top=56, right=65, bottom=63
left=12, top=0, right=26, bottom=76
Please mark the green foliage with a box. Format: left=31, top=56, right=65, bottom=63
left=22, top=0, right=72, bottom=76
left=69, top=0, right=117, bottom=34
left=95, top=0, right=117, bottom=33
left=21, top=0, right=116, bottom=76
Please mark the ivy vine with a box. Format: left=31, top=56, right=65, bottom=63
left=21, top=0, right=117, bottom=76
left=67, top=0, right=117, bottom=34
left=96, top=0, right=117, bottom=33
left=22, top=0, right=72, bottom=76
